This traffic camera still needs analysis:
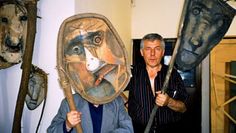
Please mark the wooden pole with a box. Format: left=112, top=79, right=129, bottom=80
left=12, top=1, right=37, bottom=132
left=144, top=0, right=189, bottom=132
left=58, top=68, right=83, bottom=133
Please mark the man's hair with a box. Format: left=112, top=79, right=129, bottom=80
left=140, top=33, right=165, bottom=49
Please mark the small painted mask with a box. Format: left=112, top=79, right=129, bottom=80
left=25, top=65, right=47, bottom=110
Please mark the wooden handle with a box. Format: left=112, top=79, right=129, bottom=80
left=12, top=2, right=37, bottom=132
left=58, top=69, right=83, bottom=133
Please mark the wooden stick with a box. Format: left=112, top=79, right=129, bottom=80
left=213, top=72, right=236, bottom=84
left=12, top=1, right=37, bottom=132
left=58, top=67, right=83, bottom=133
left=144, top=0, right=189, bottom=132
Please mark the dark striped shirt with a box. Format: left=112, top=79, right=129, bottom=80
left=126, top=63, right=189, bottom=132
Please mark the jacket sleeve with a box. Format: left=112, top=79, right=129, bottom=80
left=112, top=96, right=134, bottom=133
left=47, top=99, right=75, bottom=133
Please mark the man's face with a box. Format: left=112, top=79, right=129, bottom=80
left=140, top=40, right=164, bottom=68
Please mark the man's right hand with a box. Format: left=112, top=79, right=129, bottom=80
left=66, top=110, right=82, bottom=130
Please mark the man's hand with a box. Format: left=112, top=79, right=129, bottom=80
left=155, top=91, right=170, bottom=106
left=66, top=110, right=82, bottom=130
left=155, top=91, right=187, bottom=113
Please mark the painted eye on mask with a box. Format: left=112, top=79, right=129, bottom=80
left=20, top=15, right=28, bottom=21
left=72, top=45, right=83, bottom=55
left=93, top=36, right=102, bottom=46
left=192, top=7, right=201, bottom=15
left=1, top=17, right=8, bottom=23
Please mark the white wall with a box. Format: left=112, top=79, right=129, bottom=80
left=131, top=0, right=185, bottom=38
left=201, top=56, right=210, bottom=133
left=131, top=0, right=236, bottom=38
left=0, top=0, right=75, bottom=132
left=227, top=1, right=236, bottom=35
left=0, top=65, right=22, bottom=133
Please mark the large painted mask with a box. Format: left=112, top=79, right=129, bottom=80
left=175, top=0, right=236, bottom=71
left=57, top=13, right=131, bottom=104
left=0, top=3, right=27, bottom=69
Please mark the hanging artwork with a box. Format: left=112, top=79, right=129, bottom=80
left=0, top=2, right=27, bottom=69
left=25, top=65, right=47, bottom=110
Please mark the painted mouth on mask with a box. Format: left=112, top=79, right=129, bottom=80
left=4, top=35, right=23, bottom=53
left=29, top=99, right=38, bottom=105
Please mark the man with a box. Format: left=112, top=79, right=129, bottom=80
left=47, top=93, right=134, bottom=133
left=126, top=33, right=189, bottom=133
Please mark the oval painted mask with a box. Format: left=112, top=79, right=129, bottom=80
left=57, top=13, right=131, bottom=104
